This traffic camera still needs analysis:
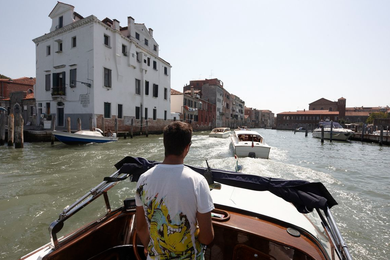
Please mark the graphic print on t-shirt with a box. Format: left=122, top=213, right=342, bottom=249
left=137, top=184, right=202, bottom=259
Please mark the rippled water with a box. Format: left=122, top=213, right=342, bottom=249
left=0, top=129, right=389, bottom=259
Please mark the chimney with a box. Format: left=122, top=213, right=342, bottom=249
left=113, top=19, right=120, bottom=31
left=149, top=28, right=153, bottom=37
left=128, top=16, right=134, bottom=36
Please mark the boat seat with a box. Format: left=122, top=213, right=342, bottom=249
left=232, top=244, right=276, bottom=260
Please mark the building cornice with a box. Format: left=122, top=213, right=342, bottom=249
left=33, top=15, right=96, bottom=43
left=32, top=15, right=171, bottom=67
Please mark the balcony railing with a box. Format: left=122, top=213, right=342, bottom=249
left=52, top=87, right=66, bottom=96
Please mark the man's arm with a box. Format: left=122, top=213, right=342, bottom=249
left=196, top=211, right=214, bottom=245
left=135, top=206, right=150, bottom=248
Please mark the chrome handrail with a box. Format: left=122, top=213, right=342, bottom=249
left=317, top=208, right=353, bottom=260
left=49, top=170, right=129, bottom=248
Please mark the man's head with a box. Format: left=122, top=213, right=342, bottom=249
left=163, top=121, right=193, bottom=157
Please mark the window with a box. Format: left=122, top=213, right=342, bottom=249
left=118, top=104, right=123, bottom=119
left=104, top=34, right=110, bottom=47
left=30, top=105, right=35, bottom=116
left=145, top=107, right=148, bottom=120
left=135, top=32, right=140, bottom=40
left=58, top=16, right=63, bottom=28
left=153, top=108, right=157, bottom=120
left=104, top=102, right=111, bottom=118
left=104, top=68, right=112, bottom=88
left=164, top=110, right=167, bottom=120
left=135, top=79, right=141, bottom=95
left=135, top=106, right=140, bottom=119
left=153, top=60, right=157, bottom=70
left=164, top=88, right=167, bottom=100
left=154, top=45, right=157, bottom=51
left=144, top=38, right=148, bottom=46
left=71, top=36, right=77, bottom=48
left=56, top=41, right=62, bottom=53
left=147, top=57, right=150, bottom=66
left=136, top=52, right=141, bottom=62
left=70, top=69, right=77, bottom=88
left=145, top=81, right=149, bottom=95
left=46, top=46, right=51, bottom=56
left=153, top=84, right=158, bottom=97
left=45, top=74, right=51, bottom=91
left=122, top=44, right=127, bottom=56
left=53, top=72, right=66, bottom=95
left=164, top=67, right=168, bottom=75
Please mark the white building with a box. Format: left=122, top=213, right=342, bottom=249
left=32, top=2, right=172, bottom=132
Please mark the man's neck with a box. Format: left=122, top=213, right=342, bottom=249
left=162, top=154, right=184, bottom=165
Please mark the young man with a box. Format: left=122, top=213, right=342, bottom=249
left=135, top=121, right=215, bottom=259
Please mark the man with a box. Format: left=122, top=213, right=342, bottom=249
left=135, top=121, right=214, bottom=259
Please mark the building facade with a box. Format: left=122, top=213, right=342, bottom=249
left=32, top=2, right=171, bottom=132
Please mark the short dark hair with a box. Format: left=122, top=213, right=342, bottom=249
left=163, top=121, right=192, bottom=156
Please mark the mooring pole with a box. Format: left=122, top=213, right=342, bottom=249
left=8, top=114, right=14, bottom=146
left=321, top=125, right=324, bottom=143
left=330, top=121, right=333, bottom=142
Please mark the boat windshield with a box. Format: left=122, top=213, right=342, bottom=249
left=318, top=121, right=343, bottom=128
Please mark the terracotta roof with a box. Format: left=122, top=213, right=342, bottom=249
left=171, top=89, right=182, bottom=95
left=278, top=110, right=339, bottom=115
left=345, top=111, right=370, bottom=116
left=0, top=77, right=36, bottom=85
left=24, top=93, right=35, bottom=99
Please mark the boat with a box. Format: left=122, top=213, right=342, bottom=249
left=20, top=157, right=352, bottom=260
left=209, top=127, right=231, bottom=138
left=230, top=129, right=271, bottom=158
left=53, top=128, right=118, bottom=145
left=295, top=126, right=307, bottom=132
left=373, top=130, right=390, bottom=136
left=312, top=121, right=354, bottom=141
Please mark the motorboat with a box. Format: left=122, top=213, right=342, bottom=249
left=230, top=129, right=271, bottom=159
left=53, top=128, right=118, bottom=145
left=209, top=127, right=231, bottom=138
left=373, top=130, right=390, bottom=136
left=312, top=121, right=354, bottom=141
left=19, top=157, right=352, bottom=260
left=295, top=126, right=307, bottom=132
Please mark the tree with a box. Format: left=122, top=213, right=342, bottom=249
left=366, top=112, right=389, bottom=124
left=0, top=74, right=11, bottom=79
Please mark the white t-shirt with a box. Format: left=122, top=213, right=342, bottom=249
left=135, top=164, right=215, bottom=260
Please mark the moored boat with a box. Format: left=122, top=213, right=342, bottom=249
left=19, top=157, right=352, bottom=260
left=53, top=128, right=118, bottom=145
left=312, top=121, right=354, bottom=141
left=231, top=129, right=271, bottom=159
left=209, top=127, right=231, bottom=138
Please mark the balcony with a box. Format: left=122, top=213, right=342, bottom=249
left=52, top=87, right=66, bottom=97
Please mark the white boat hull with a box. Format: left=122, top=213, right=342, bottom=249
left=53, top=130, right=118, bottom=144
left=312, top=129, right=354, bottom=141
left=231, top=130, right=271, bottom=159
left=209, top=128, right=231, bottom=138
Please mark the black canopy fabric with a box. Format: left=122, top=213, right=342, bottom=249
left=114, top=156, right=337, bottom=214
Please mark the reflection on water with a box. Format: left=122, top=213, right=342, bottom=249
left=0, top=129, right=389, bottom=260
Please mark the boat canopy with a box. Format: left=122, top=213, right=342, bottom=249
left=113, top=157, right=337, bottom=214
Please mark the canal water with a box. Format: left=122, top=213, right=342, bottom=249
left=0, top=129, right=389, bottom=260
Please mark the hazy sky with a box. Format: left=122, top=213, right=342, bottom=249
left=1, top=0, right=389, bottom=114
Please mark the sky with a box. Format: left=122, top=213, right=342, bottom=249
left=1, top=0, right=389, bottom=114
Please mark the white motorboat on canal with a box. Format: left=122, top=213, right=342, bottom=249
left=19, top=156, right=352, bottom=260
left=312, top=121, right=354, bottom=141
left=209, top=127, right=231, bottom=138
left=231, top=129, right=271, bottom=158
left=53, top=128, right=118, bottom=145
